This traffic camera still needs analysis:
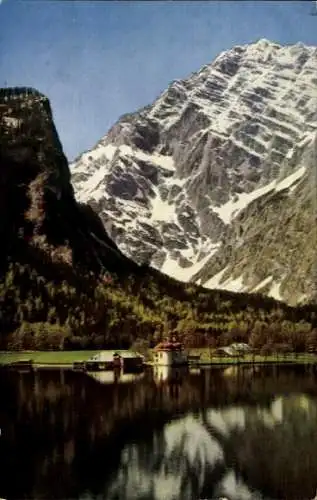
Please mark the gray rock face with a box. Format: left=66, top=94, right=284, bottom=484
left=192, top=132, right=317, bottom=306
left=70, top=39, right=317, bottom=304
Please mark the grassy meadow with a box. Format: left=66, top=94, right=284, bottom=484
left=1, top=348, right=317, bottom=367
left=0, top=350, right=100, bottom=365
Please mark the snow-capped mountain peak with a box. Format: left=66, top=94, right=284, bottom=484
left=71, top=40, right=317, bottom=305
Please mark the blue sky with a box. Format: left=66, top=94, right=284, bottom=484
left=0, top=0, right=316, bottom=160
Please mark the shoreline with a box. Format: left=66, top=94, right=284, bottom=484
left=1, top=349, right=317, bottom=371
left=1, top=362, right=315, bottom=371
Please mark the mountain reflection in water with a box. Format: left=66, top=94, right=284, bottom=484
left=1, top=365, right=317, bottom=500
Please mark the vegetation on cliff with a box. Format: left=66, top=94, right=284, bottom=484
left=1, top=241, right=317, bottom=353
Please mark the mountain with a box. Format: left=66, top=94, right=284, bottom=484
left=70, top=39, right=317, bottom=306
left=1, top=86, right=317, bottom=351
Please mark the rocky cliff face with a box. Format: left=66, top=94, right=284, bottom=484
left=70, top=39, right=317, bottom=305
left=193, top=131, right=317, bottom=306
left=0, top=87, right=135, bottom=276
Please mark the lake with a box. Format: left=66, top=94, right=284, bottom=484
left=1, top=364, right=317, bottom=500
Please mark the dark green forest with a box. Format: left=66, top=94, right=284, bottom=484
left=1, top=240, right=317, bottom=353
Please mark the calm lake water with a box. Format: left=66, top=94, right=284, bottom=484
left=1, top=365, right=317, bottom=500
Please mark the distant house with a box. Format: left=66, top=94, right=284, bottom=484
left=118, top=351, right=144, bottom=371
left=230, top=342, right=251, bottom=353
left=153, top=341, right=188, bottom=366
left=87, top=350, right=144, bottom=372
left=215, top=343, right=252, bottom=357
left=215, top=347, right=239, bottom=357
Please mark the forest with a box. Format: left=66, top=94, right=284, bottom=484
left=1, top=235, right=317, bottom=353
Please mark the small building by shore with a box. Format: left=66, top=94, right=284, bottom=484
left=153, top=340, right=188, bottom=366
left=86, top=350, right=144, bottom=372
left=215, top=343, right=252, bottom=357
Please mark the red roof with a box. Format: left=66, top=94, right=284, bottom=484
left=154, top=342, right=183, bottom=351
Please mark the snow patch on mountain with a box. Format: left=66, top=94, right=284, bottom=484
left=251, top=276, right=273, bottom=292
left=159, top=243, right=220, bottom=281
left=150, top=186, right=175, bottom=223
left=204, top=268, right=229, bottom=289
left=268, top=281, right=283, bottom=301
left=212, top=165, right=306, bottom=224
